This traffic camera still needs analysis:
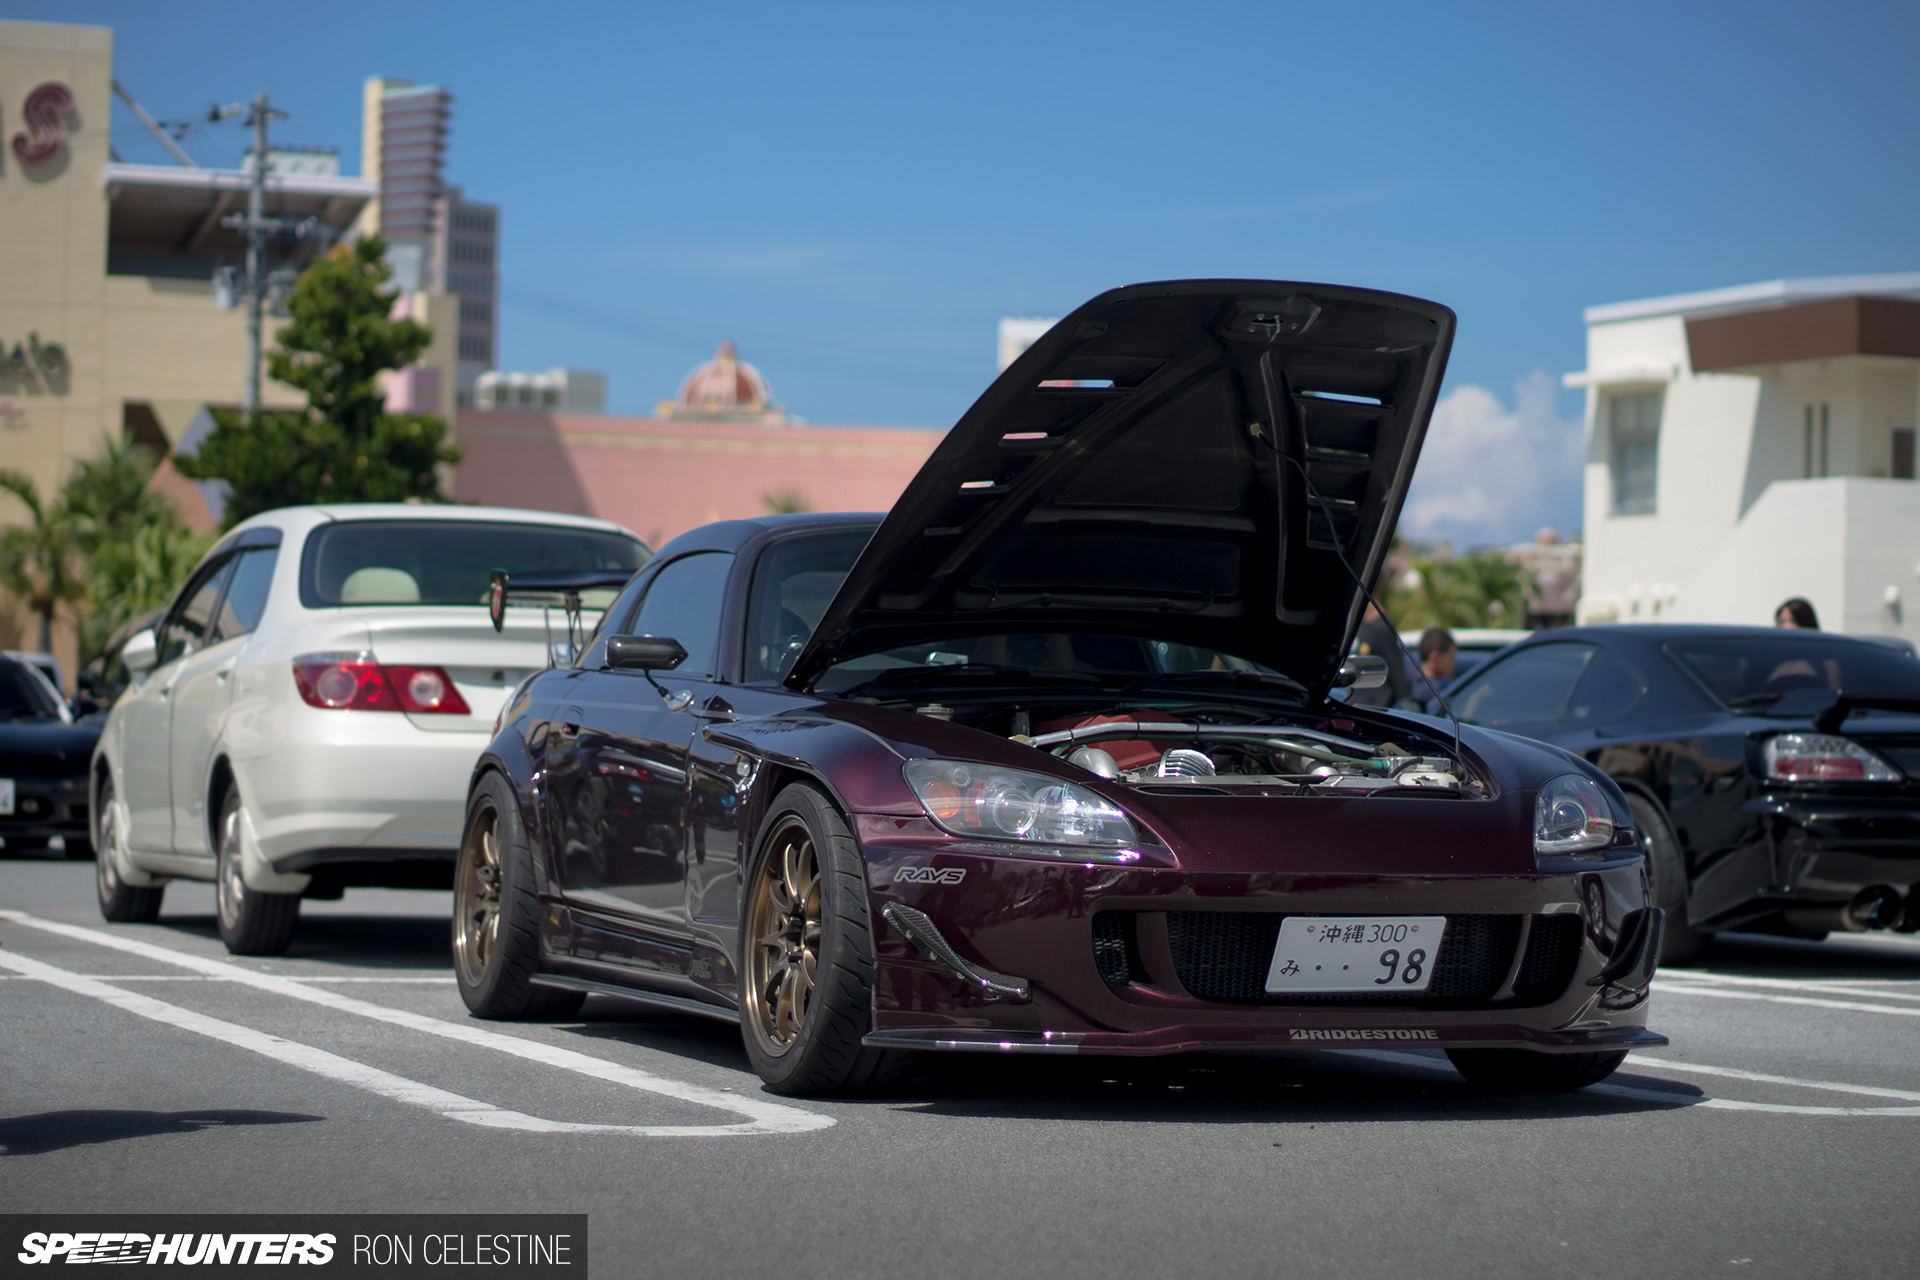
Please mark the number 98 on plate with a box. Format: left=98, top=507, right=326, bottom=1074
left=1264, top=916, right=1449, bottom=994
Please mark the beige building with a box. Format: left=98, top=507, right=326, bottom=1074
left=0, top=19, right=374, bottom=671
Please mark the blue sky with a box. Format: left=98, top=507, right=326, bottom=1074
left=38, top=1, right=1920, bottom=545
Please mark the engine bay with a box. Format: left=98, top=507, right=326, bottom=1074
left=894, top=699, right=1483, bottom=797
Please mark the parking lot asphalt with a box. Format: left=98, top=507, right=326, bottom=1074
left=4, top=855, right=1919, bottom=1279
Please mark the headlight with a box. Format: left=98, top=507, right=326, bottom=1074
left=1534, top=773, right=1616, bottom=855
left=1764, top=733, right=1902, bottom=783
left=904, top=760, right=1139, bottom=850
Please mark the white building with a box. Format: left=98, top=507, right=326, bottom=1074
left=475, top=368, right=606, bottom=413
left=997, top=317, right=1056, bottom=372
left=1570, top=273, right=1920, bottom=640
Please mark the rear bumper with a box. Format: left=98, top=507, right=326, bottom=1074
left=236, top=715, right=489, bottom=870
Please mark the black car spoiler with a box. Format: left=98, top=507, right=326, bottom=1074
left=487, top=568, right=637, bottom=666
left=1766, top=687, right=1920, bottom=733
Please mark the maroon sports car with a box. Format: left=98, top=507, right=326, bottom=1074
left=453, top=279, right=1666, bottom=1095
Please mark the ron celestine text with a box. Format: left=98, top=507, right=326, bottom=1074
left=3, top=1215, right=588, bottom=1276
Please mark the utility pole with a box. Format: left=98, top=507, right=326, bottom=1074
left=212, top=92, right=317, bottom=418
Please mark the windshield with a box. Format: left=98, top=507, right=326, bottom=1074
left=1667, top=635, right=1920, bottom=708
left=0, top=659, right=65, bottom=720
left=300, top=520, right=649, bottom=609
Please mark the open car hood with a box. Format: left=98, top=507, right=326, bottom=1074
left=788, top=279, right=1455, bottom=697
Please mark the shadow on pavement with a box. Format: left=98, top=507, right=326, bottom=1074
left=0, top=1109, right=323, bottom=1156
left=152, top=915, right=455, bottom=972
left=555, top=1002, right=1704, bottom=1124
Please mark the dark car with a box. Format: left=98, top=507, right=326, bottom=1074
left=452, top=280, right=1665, bottom=1097
left=0, top=654, right=101, bottom=858
left=1437, top=623, right=1920, bottom=961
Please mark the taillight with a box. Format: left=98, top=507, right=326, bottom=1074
left=1763, top=733, right=1902, bottom=783
left=293, top=653, right=472, bottom=715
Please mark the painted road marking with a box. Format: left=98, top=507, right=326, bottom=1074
left=0, top=911, right=829, bottom=1138
left=0, top=974, right=455, bottom=983
left=1651, top=982, right=1920, bottom=1020
left=1658, top=972, right=1920, bottom=1004
left=1342, top=1049, right=1920, bottom=1117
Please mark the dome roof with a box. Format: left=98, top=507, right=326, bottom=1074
left=658, top=341, right=786, bottom=422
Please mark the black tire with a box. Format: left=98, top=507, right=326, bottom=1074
left=214, top=786, right=299, bottom=956
left=1626, top=792, right=1707, bottom=965
left=454, top=771, right=584, bottom=1020
left=94, top=777, right=163, bottom=924
left=1447, top=1049, right=1628, bottom=1092
left=739, top=783, right=916, bottom=1097
left=63, top=837, right=94, bottom=861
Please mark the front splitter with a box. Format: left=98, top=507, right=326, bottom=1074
left=863, top=1023, right=1668, bottom=1057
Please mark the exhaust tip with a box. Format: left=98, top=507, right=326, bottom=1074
left=1844, top=885, right=1904, bottom=932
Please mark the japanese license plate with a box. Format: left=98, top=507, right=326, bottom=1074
left=0, top=779, right=14, bottom=815
left=1264, top=916, right=1448, bottom=994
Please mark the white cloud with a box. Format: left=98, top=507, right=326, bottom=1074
left=1401, top=370, right=1585, bottom=547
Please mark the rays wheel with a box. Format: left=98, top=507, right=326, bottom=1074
left=739, top=783, right=917, bottom=1096
left=453, top=772, right=584, bottom=1020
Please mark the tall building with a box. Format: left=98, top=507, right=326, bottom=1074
left=1570, top=272, right=1920, bottom=639
left=358, top=77, right=498, bottom=405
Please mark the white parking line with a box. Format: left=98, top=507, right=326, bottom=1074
left=1651, top=982, right=1920, bottom=1020
left=0, top=911, right=829, bottom=1138
left=0, top=974, right=455, bottom=984
left=1340, top=1049, right=1920, bottom=1117
left=1659, top=971, right=1920, bottom=1004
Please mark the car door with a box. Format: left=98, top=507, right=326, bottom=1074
left=1450, top=642, right=1600, bottom=739
left=168, top=544, right=279, bottom=856
left=549, top=550, right=736, bottom=930
left=119, top=553, right=236, bottom=853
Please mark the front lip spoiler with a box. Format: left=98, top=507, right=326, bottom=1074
left=881, top=902, right=1032, bottom=1003
left=863, top=1025, right=1669, bottom=1058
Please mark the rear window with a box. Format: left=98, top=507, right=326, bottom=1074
left=1667, top=636, right=1920, bottom=708
left=0, top=659, right=64, bottom=720
left=300, top=519, right=650, bottom=609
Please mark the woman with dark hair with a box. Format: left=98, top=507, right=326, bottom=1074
left=1775, top=598, right=1819, bottom=629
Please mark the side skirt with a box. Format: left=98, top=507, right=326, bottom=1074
left=529, top=973, right=740, bottom=1025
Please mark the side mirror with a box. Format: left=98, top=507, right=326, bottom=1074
left=606, top=635, right=688, bottom=672
left=121, top=629, right=158, bottom=675
left=1336, top=654, right=1388, bottom=690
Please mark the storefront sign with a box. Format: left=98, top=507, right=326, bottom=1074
left=12, top=81, right=76, bottom=163
left=0, top=333, right=69, bottom=392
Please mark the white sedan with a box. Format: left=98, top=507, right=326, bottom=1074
left=90, top=503, right=649, bottom=954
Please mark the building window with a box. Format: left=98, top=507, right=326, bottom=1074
left=1894, top=428, right=1915, bottom=481
left=458, top=336, right=491, bottom=362
left=1609, top=390, right=1662, bottom=515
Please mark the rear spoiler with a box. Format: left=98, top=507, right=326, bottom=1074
left=487, top=568, right=637, bottom=666
left=1766, top=687, right=1920, bottom=733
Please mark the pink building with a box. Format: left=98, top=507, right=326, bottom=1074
left=452, top=344, right=946, bottom=547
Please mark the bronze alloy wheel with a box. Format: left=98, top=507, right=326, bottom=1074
left=746, top=814, right=823, bottom=1054
left=455, top=797, right=505, bottom=987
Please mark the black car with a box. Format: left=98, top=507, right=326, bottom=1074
left=0, top=654, right=101, bottom=858
left=1435, top=623, right=1920, bottom=960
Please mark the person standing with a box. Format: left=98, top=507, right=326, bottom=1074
left=1775, top=598, right=1819, bottom=629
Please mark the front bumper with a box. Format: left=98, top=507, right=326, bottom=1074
left=0, top=774, right=88, bottom=842
left=857, top=816, right=1664, bottom=1057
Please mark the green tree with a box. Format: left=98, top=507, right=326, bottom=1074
left=175, top=235, right=461, bottom=527
left=0, top=470, right=82, bottom=653
left=60, top=438, right=212, bottom=665
left=1384, top=545, right=1525, bottom=630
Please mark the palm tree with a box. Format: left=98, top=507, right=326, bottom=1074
left=61, top=436, right=176, bottom=557
left=0, top=470, right=82, bottom=653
